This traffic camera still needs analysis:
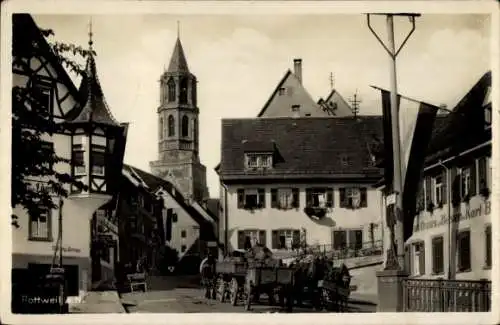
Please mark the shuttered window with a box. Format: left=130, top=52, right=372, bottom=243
left=457, top=230, right=471, bottom=272
left=431, top=236, right=444, bottom=275
left=333, top=230, right=347, bottom=250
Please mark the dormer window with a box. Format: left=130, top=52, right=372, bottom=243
left=245, top=153, right=272, bottom=169
left=291, top=105, right=300, bottom=112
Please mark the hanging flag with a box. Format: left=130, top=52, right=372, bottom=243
left=373, top=86, right=440, bottom=240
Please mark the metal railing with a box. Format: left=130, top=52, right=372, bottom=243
left=403, top=278, right=491, bottom=312
left=277, top=240, right=384, bottom=260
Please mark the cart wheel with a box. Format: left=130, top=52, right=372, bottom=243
left=230, top=278, right=239, bottom=306
left=245, top=282, right=253, bottom=311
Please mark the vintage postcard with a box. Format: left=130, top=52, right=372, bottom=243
left=0, top=0, right=498, bottom=324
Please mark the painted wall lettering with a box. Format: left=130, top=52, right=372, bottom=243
left=52, top=246, right=81, bottom=253
left=414, top=201, right=490, bottom=232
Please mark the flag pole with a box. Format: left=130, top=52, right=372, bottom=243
left=367, top=13, right=420, bottom=270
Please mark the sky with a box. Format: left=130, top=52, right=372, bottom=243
left=32, top=13, right=491, bottom=198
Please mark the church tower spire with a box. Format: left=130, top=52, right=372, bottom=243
left=150, top=29, right=208, bottom=203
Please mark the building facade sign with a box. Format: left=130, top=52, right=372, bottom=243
left=51, top=246, right=82, bottom=254
left=414, top=200, right=491, bottom=232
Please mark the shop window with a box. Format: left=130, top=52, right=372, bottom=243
left=457, top=230, right=471, bottom=272
left=431, top=236, right=444, bottom=274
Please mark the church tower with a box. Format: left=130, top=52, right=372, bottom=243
left=150, top=34, right=209, bottom=203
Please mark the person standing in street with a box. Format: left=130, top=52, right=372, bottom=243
left=200, top=251, right=216, bottom=299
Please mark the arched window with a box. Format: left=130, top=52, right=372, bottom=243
left=167, top=78, right=176, bottom=102
left=159, top=117, right=164, bottom=139
left=179, top=77, right=188, bottom=104
left=193, top=118, right=198, bottom=145
left=168, top=115, right=175, bottom=137
left=181, top=115, right=189, bottom=137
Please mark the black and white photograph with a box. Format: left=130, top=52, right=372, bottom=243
left=1, top=0, right=498, bottom=323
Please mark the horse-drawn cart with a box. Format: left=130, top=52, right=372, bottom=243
left=244, top=265, right=295, bottom=311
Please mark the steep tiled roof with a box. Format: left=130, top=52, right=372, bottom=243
left=69, top=53, right=120, bottom=126
left=167, top=37, right=189, bottom=73
left=219, top=116, right=384, bottom=180
left=205, top=198, right=220, bottom=221
left=122, top=164, right=217, bottom=241
left=425, top=71, right=492, bottom=164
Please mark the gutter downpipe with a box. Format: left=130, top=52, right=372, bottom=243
left=437, top=160, right=452, bottom=280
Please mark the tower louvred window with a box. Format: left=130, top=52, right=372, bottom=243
left=168, top=115, right=175, bottom=136
left=179, top=77, right=188, bottom=104
left=167, top=78, right=176, bottom=102
left=182, top=115, right=189, bottom=137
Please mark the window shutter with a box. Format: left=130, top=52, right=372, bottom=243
left=271, top=189, right=278, bottom=208
left=306, top=188, right=313, bottom=206
left=237, top=231, right=245, bottom=250
left=419, top=242, right=426, bottom=275
left=259, top=230, right=266, bottom=246
left=326, top=188, right=334, bottom=207
left=441, top=170, right=447, bottom=204
left=360, top=188, right=367, bottom=207
left=258, top=189, right=265, bottom=208
left=470, top=161, right=477, bottom=196
left=237, top=189, right=244, bottom=209
left=292, top=230, right=300, bottom=249
left=292, top=188, right=300, bottom=208
left=478, top=157, right=487, bottom=190
left=271, top=230, right=278, bottom=249
left=339, top=188, right=346, bottom=208
left=425, top=176, right=432, bottom=204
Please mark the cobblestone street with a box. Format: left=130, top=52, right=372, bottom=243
left=119, top=276, right=377, bottom=313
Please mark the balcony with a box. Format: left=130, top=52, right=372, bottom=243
left=403, top=278, right=491, bottom=312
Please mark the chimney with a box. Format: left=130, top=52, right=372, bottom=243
left=293, top=58, right=302, bottom=84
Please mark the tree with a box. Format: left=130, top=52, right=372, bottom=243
left=11, top=21, right=93, bottom=228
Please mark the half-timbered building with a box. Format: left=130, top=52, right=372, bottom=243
left=11, top=14, right=128, bottom=304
